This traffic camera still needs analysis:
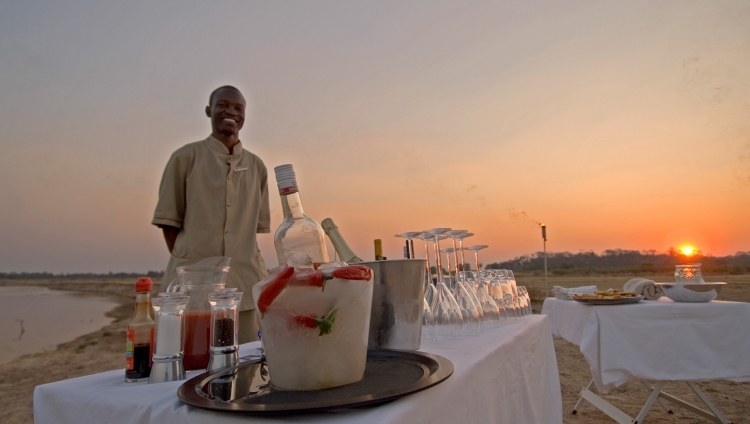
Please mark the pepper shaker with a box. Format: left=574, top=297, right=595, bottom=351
left=207, top=288, right=243, bottom=372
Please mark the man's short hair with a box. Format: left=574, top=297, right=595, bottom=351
left=208, top=85, right=241, bottom=105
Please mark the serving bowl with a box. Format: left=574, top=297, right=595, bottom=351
left=655, top=282, right=726, bottom=303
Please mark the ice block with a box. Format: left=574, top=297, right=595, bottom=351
left=253, top=255, right=373, bottom=390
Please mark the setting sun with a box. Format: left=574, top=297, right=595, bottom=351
left=681, top=246, right=696, bottom=256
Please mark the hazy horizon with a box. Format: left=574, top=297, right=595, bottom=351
left=1, top=1, right=749, bottom=273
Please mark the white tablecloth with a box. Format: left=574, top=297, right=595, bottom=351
left=34, top=315, right=562, bottom=424
left=542, top=297, right=750, bottom=393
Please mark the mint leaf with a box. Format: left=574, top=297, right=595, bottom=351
left=316, top=308, right=338, bottom=336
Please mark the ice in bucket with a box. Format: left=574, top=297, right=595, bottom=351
left=253, top=254, right=373, bottom=390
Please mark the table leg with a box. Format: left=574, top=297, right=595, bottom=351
left=571, top=380, right=594, bottom=414
left=577, top=385, right=634, bottom=424
left=683, top=382, right=731, bottom=424
left=574, top=379, right=733, bottom=424
left=632, top=381, right=665, bottom=424
left=640, top=380, right=673, bottom=414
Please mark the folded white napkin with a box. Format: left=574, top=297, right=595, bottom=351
left=623, top=278, right=663, bottom=300
left=552, top=285, right=597, bottom=300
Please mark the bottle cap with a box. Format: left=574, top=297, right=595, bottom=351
left=135, top=277, right=153, bottom=292
left=274, top=164, right=298, bottom=194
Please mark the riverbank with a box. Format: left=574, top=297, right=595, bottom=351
left=0, top=279, right=135, bottom=424
left=3, top=275, right=749, bottom=424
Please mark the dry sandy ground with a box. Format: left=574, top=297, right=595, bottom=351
left=1, top=274, right=748, bottom=424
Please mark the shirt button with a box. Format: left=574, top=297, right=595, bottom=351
left=225, top=231, right=229, bottom=235
left=227, top=203, right=231, bottom=207
left=227, top=175, right=231, bottom=181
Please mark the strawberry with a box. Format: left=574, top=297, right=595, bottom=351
left=332, top=265, right=373, bottom=281
left=293, top=308, right=338, bottom=336
left=293, top=315, right=317, bottom=329
left=257, top=266, right=294, bottom=313
left=287, top=268, right=324, bottom=287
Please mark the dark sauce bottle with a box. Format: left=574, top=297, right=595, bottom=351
left=126, top=278, right=154, bottom=382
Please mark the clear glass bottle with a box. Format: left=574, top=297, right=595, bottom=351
left=126, top=277, right=154, bottom=382
left=273, top=164, right=329, bottom=264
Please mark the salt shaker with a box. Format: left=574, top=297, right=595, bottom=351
left=207, top=289, right=243, bottom=372
left=149, top=292, right=189, bottom=384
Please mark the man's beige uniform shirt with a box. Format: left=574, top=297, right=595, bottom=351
left=152, top=135, right=270, bottom=311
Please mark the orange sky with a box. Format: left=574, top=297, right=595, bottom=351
left=0, top=1, right=749, bottom=272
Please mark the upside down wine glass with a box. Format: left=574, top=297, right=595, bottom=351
left=413, top=232, right=435, bottom=305
left=446, top=230, right=467, bottom=279
left=453, top=232, right=474, bottom=278
left=426, top=228, right=463, bottom=339
left=465, top=245, right=488, bottom=277
left=443, top=247, right=482, bottom=336
left=395, top=232, right=422, bottom=259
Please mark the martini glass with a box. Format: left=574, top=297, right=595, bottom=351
left=395, top=232, right=422, bottom=259
left=425, top=228, right=463, bottom=339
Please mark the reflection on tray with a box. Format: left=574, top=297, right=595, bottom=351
left=178, top=350, right=454, bottom=414
left=202, top=362, right=270, bottom=402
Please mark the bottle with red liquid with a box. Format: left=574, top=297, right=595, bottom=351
left=166, top=257, right=231, bottom=371
left=126, top=277, right=154, bottom=382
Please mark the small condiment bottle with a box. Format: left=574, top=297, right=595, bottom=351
left=125, top=277, right=155, bottom=382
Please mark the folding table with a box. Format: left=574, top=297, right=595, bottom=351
left=542, top=297, right=750, bottom=423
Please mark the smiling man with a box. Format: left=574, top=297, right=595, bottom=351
left=152, top=85, right=270, bottom=343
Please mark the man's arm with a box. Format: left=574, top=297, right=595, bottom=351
left=160, top=225, right=181, bottom=253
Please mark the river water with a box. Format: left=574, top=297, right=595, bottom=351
left=0, top=286, right=120, bottom=364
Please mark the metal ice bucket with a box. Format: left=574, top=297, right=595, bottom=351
left=360, top=259, right=426, bottom=350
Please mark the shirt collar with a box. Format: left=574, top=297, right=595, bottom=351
left=207, top=134, right=243, bottom=157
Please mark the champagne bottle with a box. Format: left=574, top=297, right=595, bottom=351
left=273, top=164, right=329, bottom=264
left=321, top=218, right=363, bottom=263
left=374, top=239, right=383, bottom=261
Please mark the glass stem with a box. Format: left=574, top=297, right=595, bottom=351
left=445, top=252, right=453, bottom=289
left=451, top=238, right=461, bottom=282
left=422, top=240, right=431, bottom=287
left=433, top=237, right=444, bottom=285
left=459, top=239, right=467, bottom=276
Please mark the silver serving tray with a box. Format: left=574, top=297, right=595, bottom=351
left=177, top=349, right=453, bottom=415
left=573, top=295, right=644, bottom=305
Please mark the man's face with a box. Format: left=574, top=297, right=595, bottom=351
left=206, top=88, right=246, bottom=138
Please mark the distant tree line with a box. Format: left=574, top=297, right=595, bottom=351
left=0, top=271, right=164, bottom=280
left=486, top=249, right=750, bottom=275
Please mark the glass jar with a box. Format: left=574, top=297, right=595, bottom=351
left=675, top=263, right=704, bottom=284
left=149, top=292, right=189, bottom=384
left=166, top=256, right=230, bottom=370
